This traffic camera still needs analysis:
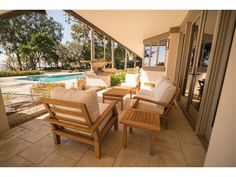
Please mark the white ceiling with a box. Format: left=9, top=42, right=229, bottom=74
left=75, top=10, right=188, bottom=57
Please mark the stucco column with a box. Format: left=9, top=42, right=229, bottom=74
left=166, top=28, right=180, bottom=83
left=0, top=88, right=9, bottom=132
left=111, top=40, right=115, bottom=68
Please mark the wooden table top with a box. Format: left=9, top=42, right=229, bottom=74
left=120, top=108, right=160, bottom=131
left=103, top=88, right=130, bottom=97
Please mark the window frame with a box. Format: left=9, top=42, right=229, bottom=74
left=142, top=40, right=167, bottom=71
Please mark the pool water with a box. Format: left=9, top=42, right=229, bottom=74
left=19, top=73, right=85, bottom=83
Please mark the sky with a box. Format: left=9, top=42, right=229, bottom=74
left=46, top=10, right=73, bottom=44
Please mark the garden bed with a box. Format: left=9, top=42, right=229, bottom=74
left=6, top=99, right=47, bottom=128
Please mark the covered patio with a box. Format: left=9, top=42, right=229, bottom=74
left=0, top=9, right=235, bottom=168
left=0, top=90, right=205, bottom=167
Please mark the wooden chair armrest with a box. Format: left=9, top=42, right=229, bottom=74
left=133, top=96, right=176, bottom=108
left=144, top=82, right=155, bottom=87
left=90, top=101, right=118, bottom=131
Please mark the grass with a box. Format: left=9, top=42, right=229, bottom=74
left=0, top=70, right=42, bottom=77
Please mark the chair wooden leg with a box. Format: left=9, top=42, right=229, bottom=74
left=53, top=133, right=61, bottom=145
left=123, top=125, right=127, bottom=148
left=94, top=143, right=101, bottom=159
left=150, top=132, right=155, bottom=155
left=114, top=118, right=118, bottom=131
left=165, top=119, right=169, bottom=130
left=129, top=127, right=133, bottom=133
left=121, top=99, right=123, bottom=111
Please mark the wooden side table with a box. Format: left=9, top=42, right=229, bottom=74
left=102, top=88, right=130, bottom=110
left=120, top=108, right=160, bottom=155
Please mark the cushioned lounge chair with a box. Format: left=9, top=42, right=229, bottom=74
left=41, top=87, right=118, bottom=158
left=131, top=76, right=180, bottom=129
left=120, top=73, right=140, bottom=93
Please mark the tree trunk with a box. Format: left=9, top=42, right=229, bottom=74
left=16, top=52, right=23, bottom=71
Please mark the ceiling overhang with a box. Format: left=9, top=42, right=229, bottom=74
left=74, top=10, right=188, bottom=57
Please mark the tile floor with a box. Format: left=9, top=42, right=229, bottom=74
left=0, top=93, right=206, bottom=167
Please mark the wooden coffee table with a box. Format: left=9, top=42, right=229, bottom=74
left=102, top=88, right=130, bottom=110
left=120, top=108, right=160, bottom=155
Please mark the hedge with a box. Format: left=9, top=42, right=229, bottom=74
left=0, top=70, right=42, bottom=77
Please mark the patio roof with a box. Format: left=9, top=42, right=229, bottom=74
left=74, top=10, right=188, bottom=57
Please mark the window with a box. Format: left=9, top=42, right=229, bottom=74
left=143, top=39, right=167, bottom=68
left=144, top=45, right=150, bottom=66
left=150, top=45, right=158, bottom=66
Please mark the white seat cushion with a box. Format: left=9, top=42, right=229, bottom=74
left=51, top=87, right=100, bottom=123
left=125, top=73, right=139, bottom=85
left=121, top=82, right=137, bottom=88
left=137, top=89, right=154, bottom=97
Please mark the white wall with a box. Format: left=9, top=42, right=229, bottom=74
left=204, top=29, right=236, bottom=166
left=165, top=32, right=180, bottom=83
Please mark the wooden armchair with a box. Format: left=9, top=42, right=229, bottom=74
left=41, top=98, right=118, bottom=158
left=132, top=81, right=180, bottom=129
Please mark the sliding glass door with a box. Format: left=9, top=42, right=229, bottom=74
left=179, top=11, right=218, bottom=127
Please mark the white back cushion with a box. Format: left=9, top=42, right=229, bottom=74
left=155, top=75, right=167, bottom=88
left=125, top=73, right=139, bottom=84
left=154, top=79, right=176, bottom=104
left=160, top=80, right=176, bottom=104
left=51, top=87, right=100, bottom=123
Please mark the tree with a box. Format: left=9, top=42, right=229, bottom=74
left=18, top=33, right=58, bottom=70
left=94, top=30, right=104, bottom=59
left=56, top=41, right=82, bottom=69
left=70, top=23, right=91, bottom=61
left=0, top=12, right=63, bottom=70
left=114, top=43, right=125, bottom=69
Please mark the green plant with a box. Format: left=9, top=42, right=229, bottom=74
left=0, top=70, right=42, bottom=77
left=110, top=70, right=137, bottom=86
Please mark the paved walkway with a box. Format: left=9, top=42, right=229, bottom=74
left=0, top=73, right=108, bottom=105
left=0, top=92, right=206, bottom=167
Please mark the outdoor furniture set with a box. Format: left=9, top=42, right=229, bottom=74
left=41, top=74, right=180, bottom=158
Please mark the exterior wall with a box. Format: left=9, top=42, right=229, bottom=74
left=165, top=32, right=180, bottom=83
left=0, top=88, right=9, bottom=132
left=204, top=29, right=236, bottom=166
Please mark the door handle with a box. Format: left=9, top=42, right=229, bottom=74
left=189, top=72, right=200, bottom=76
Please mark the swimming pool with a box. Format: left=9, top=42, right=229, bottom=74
left=19, top=73, right=85, bottom=83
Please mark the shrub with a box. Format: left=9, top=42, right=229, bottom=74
left=31, top=82, right=65, bottom=98
left=0, top=70, right=42, bottom=77
left=110, top=70, right=137, bottom=86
